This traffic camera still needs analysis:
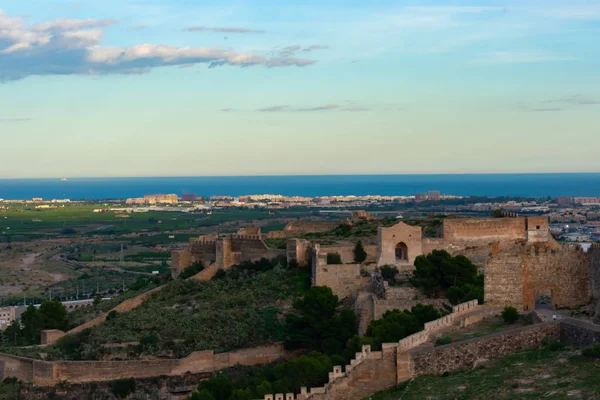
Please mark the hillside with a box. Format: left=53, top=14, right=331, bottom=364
left=40, top=261, right=310, bottom=361
left=368, top=345, right=600, bottom=399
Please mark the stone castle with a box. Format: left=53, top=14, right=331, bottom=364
left=172, top=214, right=598, bottom=315
left=3, top=215, right=600, bottom=399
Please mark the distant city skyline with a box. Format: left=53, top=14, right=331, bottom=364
left=1, top=0, right=599, bottom=178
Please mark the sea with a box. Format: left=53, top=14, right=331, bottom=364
left=1, top=174, right=600, bottom=200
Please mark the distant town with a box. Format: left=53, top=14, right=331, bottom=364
left=1, top=192, right=599, bottom=244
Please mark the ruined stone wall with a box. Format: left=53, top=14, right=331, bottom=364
left=0, top=353, right=34, bottom=382
left=283, top=221, right=339, bottom=234
left=216, top=237, right=233, bottom=269
left=485, top=244, right=592, bottom=310
left=171, top=249, right=192, bottom=279
left=442, top=218, right=527, bottom=242
left=591, top=245, right=600, bottom=322
left=521, top=246, right=592, bottom=310
left=0, top=344, right=287, bottom=386
left=311, top=245, right=366, bottom=299
left=560, top=318, right=600, bottom=347
left=320, top=245, right=378, bottom=265
left=410, top=322, right=560, bottom=376
left=287, top=239, right=311, bottom=267
left=526, top=216, right=549, bottom=242
left=377, top=222, right=423, bottom=266
left=484, top=253, right=523, bottom=308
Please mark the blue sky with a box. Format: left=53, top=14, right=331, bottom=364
left=0, top=0, right=599, bottom=178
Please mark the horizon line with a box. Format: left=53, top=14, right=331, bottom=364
left=2, top=171, right=600, bottom=180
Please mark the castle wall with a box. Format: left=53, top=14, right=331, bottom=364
left=410, top=322, right=560, bottom=376
left=526, top=216, right=550, bottom=242
left=442, top=218, right=527, bottom=242
left=521, top=246, right=592, bottom=310
left=311, top=245, right=366, bottom=299
left=0, top=344, right=287, bottom=386
left=377, top=222, right=423, bottom=266
left=485, top=244, right=592, bottom=310
left=287, top=239, right=311, bottom=266
left=283, top=221, right=339, bottom=234
left=592, top=245, right=600, bottom=322
left=320, top=245, right=378, bottom=265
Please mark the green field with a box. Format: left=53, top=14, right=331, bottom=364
left=0, top=204, right=319, bottom=238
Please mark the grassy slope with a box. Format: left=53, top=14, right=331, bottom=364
left=368, top=347, right=600, bottom=400
left=78, top=266, right=310, bottom=356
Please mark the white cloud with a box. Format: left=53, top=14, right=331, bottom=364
left=0, top=9, right=316, bottom=81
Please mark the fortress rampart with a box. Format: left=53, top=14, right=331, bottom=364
left=0, top=344, right=289, bottom=386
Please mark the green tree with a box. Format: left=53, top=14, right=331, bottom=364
left=3, top=320, right=22, bottom=346
left=491, top=209, right=504, bottom=218
left=20, top=304, right=44, bottom=344
left=190, top=390, right=216, bottom=400
left=111, top=378, right=136, bottom=398
left=284, top=287, right=356, bottom=355
left=326, top=253, right=342, bottom=265
left=501, top=306, right=519, bottom=324
left=411, top=250, right=479, bottom=297
left=39, top=300, right=69, bottom=331
left=365, top=304, right=441, bottom=349
left=353, top=240, right=367, bottom=263
left=93, top=295, right=102, bottom=306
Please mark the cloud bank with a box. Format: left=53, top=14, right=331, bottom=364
left=0, top=10, right=315, bottom=81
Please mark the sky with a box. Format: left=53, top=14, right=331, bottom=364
left=0, top=0, right=599, bottom=178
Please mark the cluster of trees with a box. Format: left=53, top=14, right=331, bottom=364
left=411, top=250, right=483, bottom=305
left=365, top=304, right=441, bottom=348
left=2, top=301, right=68, bottom=346
left=187, top=286, right=443, bottom=400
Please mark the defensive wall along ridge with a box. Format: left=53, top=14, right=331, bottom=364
left=256, top=308, right=600, bottom=400
left=0, top=344, right=291, bottom=386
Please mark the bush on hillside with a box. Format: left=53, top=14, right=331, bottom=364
left=112, top=378, right=136, bottom=398
left=379, top=265, right=399, bottom=284
left=353, top=240, right=367, bottom=263
left=582, top=343, right=600, bottom=358
left=365, top=304, right=441, bottom=349
left=501, top=306, right=519, bottom=324
left=180, top=262, right=204, bottom=279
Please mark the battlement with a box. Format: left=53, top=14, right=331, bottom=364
left=260, top=345, right=374, bottom=400
left=231, top=234, right=263, bottom=241
left=189, top=235, right=218, bottom=245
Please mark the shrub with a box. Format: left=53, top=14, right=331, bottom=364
left=582, top=343, right=600, bottom=358
left=180, top=262, right=204, bottom=279
left=353, top=240, right=367, bottom=263
left=501, top=306, right=519, bottom=324
left=111, top=378, right=136, bottom=398
left=379, top=265, right=399, bottom=283
left=411, top=250, right=479, bottom=297
left=491, top=209, right=504, bottom=218
left=326, top=253, right=342, bottom=265
left=435, top=336, right=452, bottom=346
left=213, top=269, right=227, bottom=280
left=106, top=310, right=118, bottom=321
left=546, top=340, right=563, bottom=351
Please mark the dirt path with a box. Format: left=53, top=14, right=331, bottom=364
left=19, top=253, right=41, bottom=270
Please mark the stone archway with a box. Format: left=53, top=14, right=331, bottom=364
left=395, top=242, right=408, bottom=262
